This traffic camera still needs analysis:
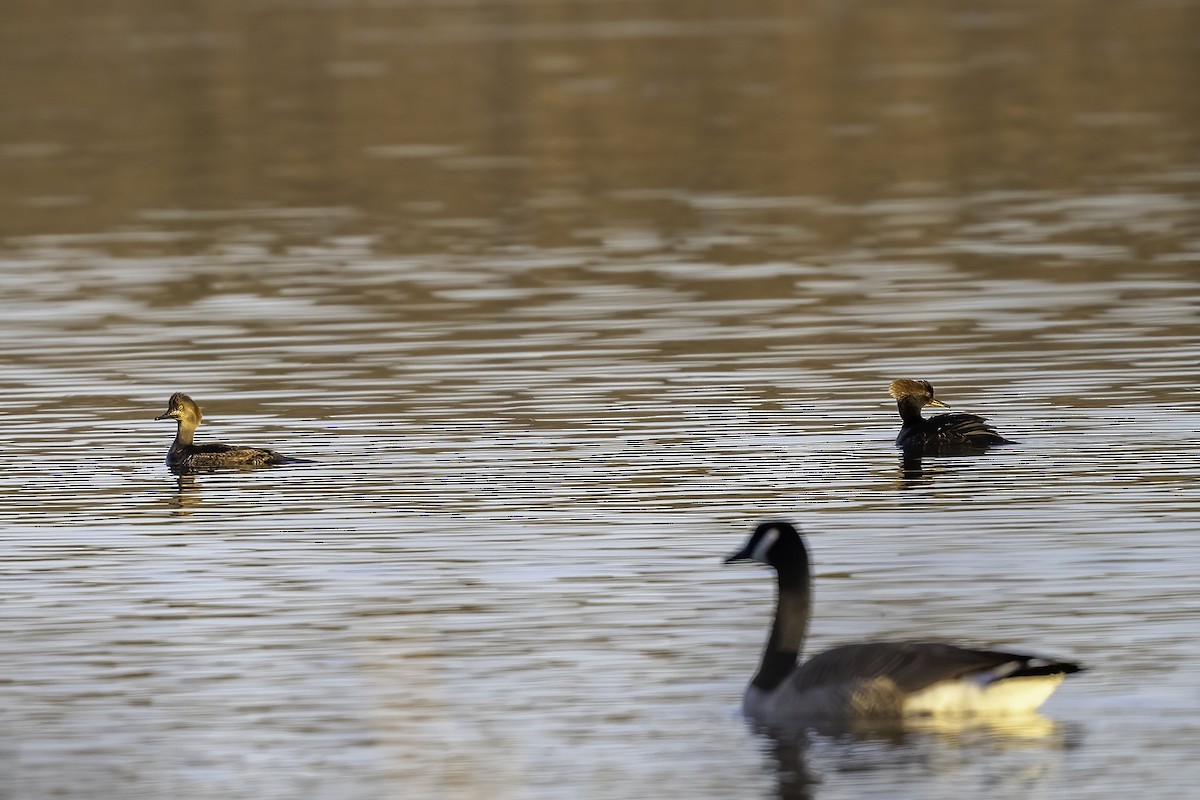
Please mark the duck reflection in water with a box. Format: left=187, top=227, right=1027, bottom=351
left=167, top=473, right=202, bottom=516
left=897, top=452, right=929, bottom=486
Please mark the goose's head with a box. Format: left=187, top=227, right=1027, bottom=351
left=888, top=379, right=950, bottom=409
left=155, top=392, right=203, bottom=426
left=725, top=520, right=809, bottom=571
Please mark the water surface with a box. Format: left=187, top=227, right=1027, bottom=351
left=1, top=1, right=1198, bottom=798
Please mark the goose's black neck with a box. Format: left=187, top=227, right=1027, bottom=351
left=895, top=396, right=926, bottom=426
left=752, top=563, right=811, bottom=691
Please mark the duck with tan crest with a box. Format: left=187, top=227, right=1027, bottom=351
left=155, top=393, right=292, bottom=472
left=725, top=521, right=1082, bottom=725
left=889, top=379, right=1012, bottom=454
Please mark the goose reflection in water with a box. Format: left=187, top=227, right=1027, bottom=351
left=755, top=714, right=1077, bottom=800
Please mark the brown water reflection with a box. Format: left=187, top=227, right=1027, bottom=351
left=1, top=2, right=1199, bottom=799
left=3, top=0, right=1198, bottom=252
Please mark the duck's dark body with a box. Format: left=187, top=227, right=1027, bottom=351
left=895, top=412, right=1011, bottom=452
left=889, top=379, right=1012, bottom=454
left=166, top=441, right=286, bottom=471
left=156, top=393, right=289, bottom=473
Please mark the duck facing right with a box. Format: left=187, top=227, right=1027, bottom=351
left=889, top=378, right=1013, bottom=454
left=724, top=521, right=1082, bottom=726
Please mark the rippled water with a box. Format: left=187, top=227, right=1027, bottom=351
left=2, top=1, right=1199, bottom=798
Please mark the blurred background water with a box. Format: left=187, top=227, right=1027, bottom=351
left=1, top=1, right=1198, bottom=798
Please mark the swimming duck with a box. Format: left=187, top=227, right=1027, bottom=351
left=725, top=521, right=1081, bottom=723
left=889, top=379, right=1012, bottom=453
left=155, top=392, right=288, bottom=472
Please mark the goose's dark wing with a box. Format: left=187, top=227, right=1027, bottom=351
left=791, top=642, right=1080, bottom=696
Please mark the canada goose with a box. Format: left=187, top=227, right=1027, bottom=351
left=725, top=521, right=1081, bottom=723
left=155, top=393, right=290, bottom=472
left=888, top=379, right=1012, bottom=454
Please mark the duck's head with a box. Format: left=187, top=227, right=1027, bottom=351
left=888, top=378, right=949, bottom=409
left=155, top=392, right=203, bottom=426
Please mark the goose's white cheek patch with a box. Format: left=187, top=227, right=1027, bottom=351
left=750, top=528, right=780, bottom=564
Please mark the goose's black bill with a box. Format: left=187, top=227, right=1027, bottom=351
left=724, top=545, right=754, bottom=564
